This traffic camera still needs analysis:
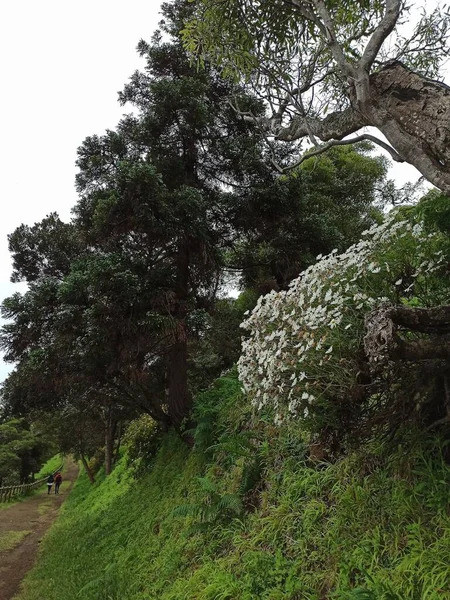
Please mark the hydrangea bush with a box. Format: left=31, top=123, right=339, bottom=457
left=238, top=209, right=449, bottom=436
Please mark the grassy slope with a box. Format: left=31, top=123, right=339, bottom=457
left=34, top=453, right=63, bottom=479
left=18, top=380, right=450, bottom=600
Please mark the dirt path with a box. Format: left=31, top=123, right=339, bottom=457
left=0, top=458, right=79, bottom=600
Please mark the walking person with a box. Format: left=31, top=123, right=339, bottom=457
left=54, top=471, right=62, bottom=495
left=47, top=473, right=54, bottom=495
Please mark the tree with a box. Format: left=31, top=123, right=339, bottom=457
left=72, top=0, right=270, bottom=432
left=0, top=418, right=52, bottom=486
left=184, top=0, right=450, bottom=193
left=0, top=0, right=269, bottom=452
left=8, top=213, right=82, bottom=283
left=232, top=143, right=387, bottom=292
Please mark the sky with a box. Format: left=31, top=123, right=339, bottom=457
left=0, top=0, right=446, bottom=384
left=0, top=0, right=164, bottom=382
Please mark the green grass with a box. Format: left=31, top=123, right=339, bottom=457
left=16, top=377, right=450, bottom=600
left=0, top=529, right=31, bottom=552
left=34, top=454, right=63, bottom=480
left=0, top=454, right=64, bottom=511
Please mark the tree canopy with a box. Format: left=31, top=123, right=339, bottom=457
left=183, top=0, right=450, bottom=193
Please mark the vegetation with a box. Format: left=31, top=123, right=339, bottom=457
left=1, top=1, right=450, bottom=598
left=1, top=0, right=390, bottom=473
left=0, top=418, right=56, bottom=486
left=34, top=453, right=63, bottom=480
left=0, top=530, right=31, bottom=552
left=183, top=0, right=450, bottom=194
left=17, top=376, right=450, bottom=600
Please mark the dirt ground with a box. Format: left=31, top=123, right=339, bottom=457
left=0, top=459, right=79, bottom=600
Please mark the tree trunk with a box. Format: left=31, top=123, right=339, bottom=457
left=114, top=422, right=122, bottom=463
left=104, top=406, right=116, bottom=476
left=81, top=455, right=95, bottom=484
left=368, top=62, right=450, bottom=194
left=166, top=240, right=192, bottom=432
left=364, top=302, right=450, bottom=370
left=167, top=319, right=192, bottom=430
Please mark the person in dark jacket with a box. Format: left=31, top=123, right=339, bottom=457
left=54, top=472, right=62, bottom=494
left=47, top=474, right=54, bottom=495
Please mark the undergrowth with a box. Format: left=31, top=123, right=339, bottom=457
left=34, top=453, right=63, bottom=479
left=17, top=374, right=450, bottom=600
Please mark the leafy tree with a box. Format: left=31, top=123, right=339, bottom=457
left=184, top=0, right=450, bottom=194
left=72, top=0, right=270, bottom=432
left=0, top=418, right=53, bottom=486
left=8, top=213, right=82, bottom=283
left=233, top=143, right=387, bottom=292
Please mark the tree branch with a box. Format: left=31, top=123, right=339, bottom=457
left=271, top=133, right=404, bottom=173
left=309, top=0, right=356, bottom=77
left=364, top=303, right=450, bottom=370
left=360, top=0, right=402, bottom=72
left=275, top=106, right=368, bottom=142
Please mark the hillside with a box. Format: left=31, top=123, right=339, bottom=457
left=17, top=374, right=450, bottom=600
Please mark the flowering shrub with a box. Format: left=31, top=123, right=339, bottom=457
left=238, top=209, right=450, bottom=437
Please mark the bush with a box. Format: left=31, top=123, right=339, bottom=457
left=238, top=209, right=450, bottom=445
left=123, top=415, right=161, bottom=470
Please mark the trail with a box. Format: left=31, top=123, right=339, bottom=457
left=0, top=458, right=79, bottom=600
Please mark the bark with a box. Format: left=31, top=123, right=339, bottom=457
left=167, top=319, right=192, bottom=430
left=114, top=422, right=122, bottom=463
left=166, top=241, right=192, bottom=432
left=368, top=62, right=450, bottom=194
left=81, top=455, right=95, bottom=484
left=104, top=406, right=116, bottom=476
left=364, top=302, right=450, bottom=370
left=273, top=62, right=450, bottom=194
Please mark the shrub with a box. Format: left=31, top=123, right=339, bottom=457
left=123, top=415, right=161, bottom=469
left=238, top=209, right=450, bottom=445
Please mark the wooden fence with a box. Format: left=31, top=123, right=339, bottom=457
left=0, top=462, right=64, bottom=503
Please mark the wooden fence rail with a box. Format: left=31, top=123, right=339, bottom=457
left=0, top=462, right=64, bottom=503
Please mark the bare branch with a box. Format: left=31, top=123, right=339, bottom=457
left=275, top=107, right=367, bottom=142
left=309, top=0, right=356, bottom=77
left=360, top=0, right=402, bottom=71
left=272, top=133, right=403, bottom=173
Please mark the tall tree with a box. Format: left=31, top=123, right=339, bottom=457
left=73, top=1, right=268, bottom=431
left=184, top=0, right=450, bottom=193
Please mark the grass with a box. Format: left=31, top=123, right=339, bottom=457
left=0, top=530, right=31, bottom=552
left=34, top=454, right=63, bottom=480
left=0, top=454, right=65, bottom=512
left=15, top=376, right=450, bottom=600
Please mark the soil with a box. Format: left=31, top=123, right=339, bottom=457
left=0, top=458, right=79, bottom=600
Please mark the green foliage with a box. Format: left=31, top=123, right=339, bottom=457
left=172, top=475, right=243, bottom=530
left=123, top=415, right=161, bottom=470
left=16, top=398, right=450, bottom=600
left=0, top=419, right=54, bottom=486
left=416, top=189, right=450, bottom=236
left=34, top=453, right=63, bottom=479
left=234, top=144, right=388, bottom=292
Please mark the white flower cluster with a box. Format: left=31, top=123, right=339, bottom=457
left=238, top=212, right=447, bottom=425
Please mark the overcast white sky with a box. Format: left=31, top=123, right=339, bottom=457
left=0, top=0, right=447, bottom=384
left=0, top=0, right=164, bottom=382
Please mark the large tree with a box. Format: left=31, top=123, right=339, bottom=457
left=183, top=0, right=450, bottom=193
left=232, top=142, right=388, bottom=292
